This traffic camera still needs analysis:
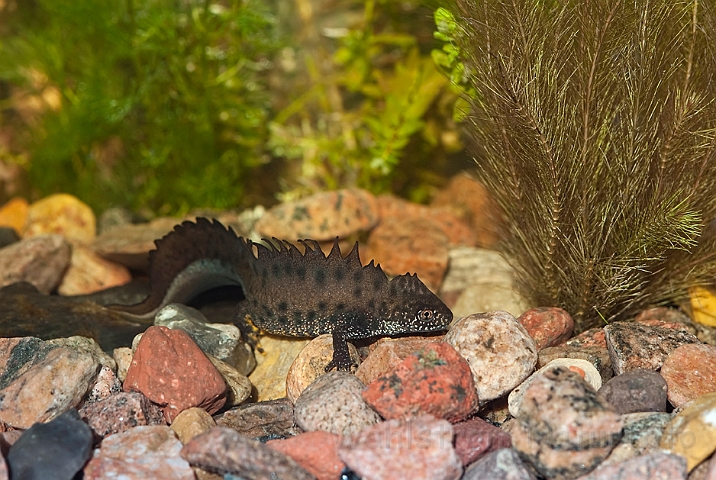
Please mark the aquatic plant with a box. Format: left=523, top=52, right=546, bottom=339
left=445, top=0, right=716, bottom=330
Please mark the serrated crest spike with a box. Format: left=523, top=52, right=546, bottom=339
left=346, top=242, right=361, bottom=267
left=327, top=237, right=342, bottom=260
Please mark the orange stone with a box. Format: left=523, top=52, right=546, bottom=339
left=0, top=197, right=28, bottom=235
left=24, top=193, right=96, bottom=244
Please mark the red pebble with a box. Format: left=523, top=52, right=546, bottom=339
left=361, top=341, right=478, bottom=422
left=267, top=431, right=344, bottom=480
left=518, top=307, right=574, bottom=350
left=123, top=326, right=227, bottom=422
left=566, top=327, right=607, bottom=349
left=453, top=417, right=512, bottom=467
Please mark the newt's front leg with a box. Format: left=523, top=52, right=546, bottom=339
left=325, top=329, right=354, bottom=372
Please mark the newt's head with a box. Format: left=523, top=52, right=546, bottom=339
left=376, top=273, right=453, bottom=335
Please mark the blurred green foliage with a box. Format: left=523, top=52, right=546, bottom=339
left=267, top=0, right=465, bottom=202
left=0, top=0, right=465, bottom=213
left=0, top=0, right=277, bottom=214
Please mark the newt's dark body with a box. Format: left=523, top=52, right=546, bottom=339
left=114, top=218, right=453, bottom=370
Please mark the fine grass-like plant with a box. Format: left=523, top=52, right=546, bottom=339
left=447, top=0, right=716, bottom=331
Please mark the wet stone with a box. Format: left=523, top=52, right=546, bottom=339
left=84, top=425, right=194, bottom=480
left=605, top=321, right=700, bottom=375
left=23, top=193, right=96, bottom=244
left=660, top=391, right=716, bottom=471
left=7, top=409, right=92, bottom=480
left=338, top=414, right=462, bottom=480
left=511, top=367, right=623, bottom=480
left=79, top=391, right=165, bottom=440
left=84, top=365, right=122, bottom=404
left=518, top=307, right=574, bottom=350
left=660, top=343, right=716, bottom=408
left=205, top=354, right=252, bottom=408
left=444, top=311, right=538, bottom=404
left=295, top=371, right=380, bottom=436
left=575, top=451, right=687, bottom=480
left=215, top=398, right=300, bottom=441
left=171, top=407, right=217, bottom=444
left=249, top=335, right=310, bottom=401
left=601, top=412, right=672, bottom=466
left=462, top=448, right=536, bottom=480
left=538, top=344, right=613, bottom=383
left=0, top=346, right=100, bottom=429
left=154, top=303, right=255, bottom=374
left=123, top=325, right=227, bottom=422
left=366, top=216, right=450, bottom=291
left=566, top=327, right=607, bottom=349
left=181, top=427, right=315, bottom=480
left=57, top=243, right=132, bottom=295
left=361, top=341, right=478, bottom=422
left=354, top=336, right=440, bottom=386
left=286, top=334, right=361, bottom=404
left=597, top=369, right=668, bottom=414
left=452, top=417, right=512, bottom=467
left=255, top=188, right=379, bottom=240
left=0, top=234, right=71, bottom=293
left=267, top=431, right=344, bottom=480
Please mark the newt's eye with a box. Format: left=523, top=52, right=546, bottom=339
left=418, top=309, right=434, bottom=320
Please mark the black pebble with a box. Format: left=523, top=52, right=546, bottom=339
left=7, top=409, right=93, bottom=480
left=0, top=227, right=19, bottom=249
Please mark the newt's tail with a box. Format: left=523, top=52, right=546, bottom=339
left=110, top=217, right=251, bottom=321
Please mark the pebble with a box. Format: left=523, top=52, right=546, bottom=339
left=23, top=193, right=96, bottom=244
left=361, top=341, right=478, bottom=422
left=635, top=306, right=694, bottom=328
left=575, top=451, right=687, bottom=480
left=113, top=347, right=132, bottom=382
left=0, top=346, right=100, bottom=428
left=0, top=197, right=28, bottom=234
left=452, top=282, right=532, bottom=321
left=215, top=398, right=300, bottom=441
left=604, top=321, right=700, bottom=374
left=602, top=412, right=671, bottom=466
left=0, top=234, right=71, bottom=293
left=354, top=335, right=440, bottom=385
left=254, top=188, right=379, bottom=240
left=660, top=391, right=716, bottom=471
left=567, top=327, right=607, bottom=348
left=429, top=173, right=499, bottom=248
left=286, top=334, right=361, bottom=403
left=170, top=407, right=217, bottom=444
left=154, top=303, right=255, bottom=374
left=376, top=194, right=475, bottom=246
left=79, top=391, right=165, bottom=439
left=85, top=365, right=122, bottom=404
left=91, top=217, right=179, bottom=271
left=294, top=371, right=380, bottom=436
left=57, top=243, right=132, bottom=295
left=123, top=325, right=227, bottom=422
left=84, top=425, right=194, bottom=480
left=337, top=414, right=462, bottom=480
left=511, top=367, right=623, bottom=480
left=6, top=409, right=93, bottom=480
left=267, top=431, right=344, bottom=480
left=366, top=217, right=450, bottom=291
left=444, top=311, right=538, bottom=404
left=452, top=417, right=512, bottom=467
left=660, top=343, right=716, bottom=408
left=180, top=427, right=315, bottom=480
left=438, top=246, right=515, bottom=308
left=518, top=307, right=574, bottom=350
left=597, top=369, right=668, bottom=414
left=461, top=447, right=535, bottom=480
left=509, top=358, right=602, bottom=417
left=538, top=344, right=613, bottom=382
left=689, top=286, right=716, bottom=327
left=0, top=336, right=58, bottom=386
left=248, top=335, right=310, bottom=401
left=0, top=454, right=6, bottom=480
left=0, top=227, right=18, bottom=249
left=205, top=354, right=252, bottom=407
left=48, top=335, right=117, bottom=370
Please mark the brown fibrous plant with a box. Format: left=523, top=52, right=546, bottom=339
left=454, top=0, right=716, bottom=331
